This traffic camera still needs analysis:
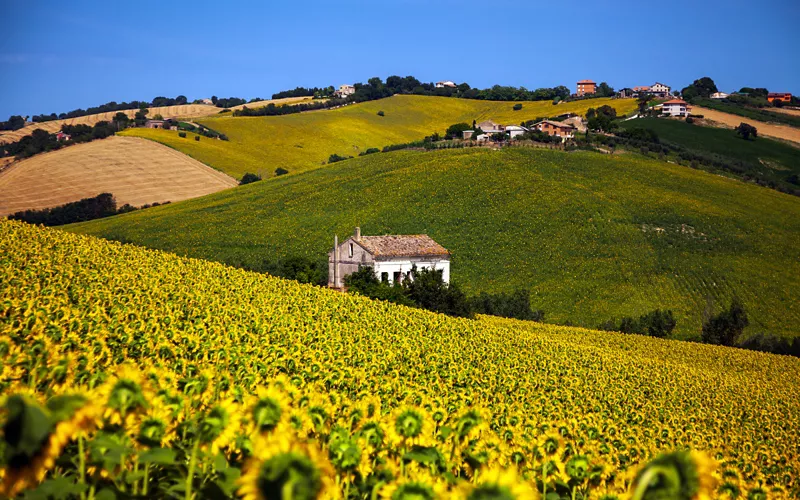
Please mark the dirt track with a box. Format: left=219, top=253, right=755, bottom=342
left=0, top=136, right=237, bottom=216
left=692, top=106, right=800, bottom=145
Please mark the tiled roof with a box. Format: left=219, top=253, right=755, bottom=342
left=577, top=79, right=596, bottom=84
left=357, top=235, right=450, bottom=258
left=662, top=99, right=687, bottom=105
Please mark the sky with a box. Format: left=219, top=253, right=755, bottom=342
left=0, top=0, right=798, bottom=118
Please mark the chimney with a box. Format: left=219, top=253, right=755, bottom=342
left=354, top=226, right=361, bottom=241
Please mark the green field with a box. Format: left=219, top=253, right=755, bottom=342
left=120, top=95, right=637, bottom=179
left=619, top=117, right=800, bottom=189
left=69, top=147, right=800, bottom=339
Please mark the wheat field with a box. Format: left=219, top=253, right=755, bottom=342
left=693, top=105, right=800, bottom=144
left=0, top=136, right=237, bottom=215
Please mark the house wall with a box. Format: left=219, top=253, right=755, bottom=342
left=662, top=104, right=689, bottom=117
left=535, top=123, right=574, bottom=139
left=577, top=83, right=596, bottom=96
left=374, top=258, right=450, bottom=285
left=328, top=238, right=374, bottom=287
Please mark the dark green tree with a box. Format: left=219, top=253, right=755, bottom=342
left=735, top=122, right=758, bottom=140
left=701, top=297, right=749, bottom=346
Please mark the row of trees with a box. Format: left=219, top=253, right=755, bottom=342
left=271, top=86, right=334, bottom=99
left=28, top=96, right=188, bottom=124
left=0, top=120, right=116, bottom=160
left=8, top=193, right=167, bottom=226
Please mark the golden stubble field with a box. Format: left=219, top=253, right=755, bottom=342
left=0, top=136, right=237, bottom=215
left=693, top=105, right=800, bottom=144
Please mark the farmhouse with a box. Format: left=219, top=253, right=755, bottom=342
left=55, top=132, right=71, bottom=141
left=710, top=92, right=729, bottom=99
left=477, top=120, right=504, bottom=133
left=661, top=99, right=691, bottom=117
left=435, top=81, right=457, bottom=88
left=531, top=120, right=575, bottom=140
left=145, top=119, right=166, bottom=129
left=648, top=82, right=671, bottom=98
left=576, top=80, right=596, bottom=96
left=334, top=85, right=356, bottom=98
left=328, top=228, right=451, bottom=288
left=504, top=125, right=528, bottom=139
left=767, top=92, right=792, bottom=103
left=632, top=86, right=650, bottom=93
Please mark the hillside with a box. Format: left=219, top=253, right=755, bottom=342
left=119, top=95, right=638, bottom=179
left=69, top=147, right=800, bottom=338
left=0, top=103, right=220, bottom=144
left=0, top=136, right=237, bottom=215
left=619, top=117, right=800, bottom=190
left=692, top=105, right=800, bottom=144
left=3, top=219, right=798, bottom=498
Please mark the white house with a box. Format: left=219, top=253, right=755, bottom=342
left=477, top=120, right=505, bottom=133
left=334, top=85, right=356, bottom=98
left=661, top=99, right=691, bottom=117
left=649, top=82, right=671, bottom=98
left=328, top=228, right=451, bottom=288
left=435, top=81, right=457, bottom=88
left=710, top=92, right=729, bottom=99
left=505, top=125, right=529, bottom=139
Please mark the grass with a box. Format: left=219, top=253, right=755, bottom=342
left=695, top=98, right=800, bottom=127
left=619, top=117, right=800, bottom=189
left=119, top=95, right=637, bottom=179
left=68, top=147, right=800, bottom=339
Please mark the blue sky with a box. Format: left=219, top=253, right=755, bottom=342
left=0, top=0, right=798, bottom=118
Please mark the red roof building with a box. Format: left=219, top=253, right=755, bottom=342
left=576, top=80, right=596, bottom=97
left=767, top=92, right=792, bottom=103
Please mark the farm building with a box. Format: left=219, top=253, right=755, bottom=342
left=632, top=86, right=651, bottom=93
left=710, top=92, right=729, bottom=99
left=334, top=85, right=356, bottom=98
left=435, top=81, right=457, bottom=88
left=55, top=132, right=71, bottom=141
left=767, top=92, right=792, bottom=103
left=505, top=125, right=529, bottom=139
left=661, top=99, right=691, bottom=117
left=531, top=120, right=576, bottom=141
left=144, top=120, right=166, bottom=129
left=328, top=228, right=451, bottom=288
left=617, top=88, right=635, bottom=98
left=648, top=82, right=671, bottom=98
left=477, top=120, right=504, bottom=133
left=576, top=80, right=596, bottom=96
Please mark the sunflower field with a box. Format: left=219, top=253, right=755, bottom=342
left=1, top=219, right=799, bottom=499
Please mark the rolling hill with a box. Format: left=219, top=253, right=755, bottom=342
left=119, top=95, right=638, bottom=179
left=692, top=105, right=800, bottom=144
left=69, top=146, right=800, bottom=339
left=0, top=136, right=237, bottom=215
left=619, top=117, right=800, bottom=190
left=3, top=218, right=799, bottom=498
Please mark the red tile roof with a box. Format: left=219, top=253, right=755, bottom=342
left=662, top=99, right=687, bottom=105
left=577, top=80, right=596, bottom=84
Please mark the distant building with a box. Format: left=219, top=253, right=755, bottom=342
left=632, top=86, right=651, bottom=94
left=531, top=120, right=575, bottom=140
left=767, top=92, right=792, bottom=103
left=435, top=81, right=457, bottom=88
left=648, top=82, right=671, bottom=98
left=504, top=125, right=528, bottom=139
left=617, top=88, right=635, bottom=98
left=144, top=120, right=166, bottom=129
left=710, top=92, right=729, bottom=99
left=200, top=98, right=214, bottom=105
left=661, top=99, right=691, bottom=117
left=462, top=130, right=475, bottom=140
left=328, top=227, right=451, bottom=288
left=561, top=116, right=587, bottom=133
left=577, top=80, right=596, bottom=96
left=477, top=120, right=504, bottom=133
left=334, top=85, right=356, bottom=98
left=55, top=132, right=71, bottom=141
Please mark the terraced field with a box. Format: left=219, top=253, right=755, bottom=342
left=120, top=95, right=638, bottom=179
left=70, top=147, right=800, bottom=338
left=2, top=219, right=799, bottom=498
left=0, top=136, right=237, bottom=215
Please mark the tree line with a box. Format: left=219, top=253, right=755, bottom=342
left=0, top=121, right=116, bottom=160
left=9, top=193, right=169, bottom=227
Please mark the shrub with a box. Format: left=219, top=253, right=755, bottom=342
left=470, top=289, right=544, bottom=321
left=513, top=103, right=523, bottom=111
left=445, top=122, right=471, bottom=140
left=685, top=117, right=694, bottom=124
left=377, top=110, right=385, bottom=117
left=328, top=153, right=352, bottom=163
left=275, top=167, right=289, bottom=176
left=599, top=309, right=676, bottom=338
left=178, top=132, right=186, bottom=138
left=239, top=173, right=262, bottom=185
left=735, top=122, right=758, bottom=140
left=194, top=135, right=200, bottom=141
left=359, top=148, right=380, bottom=156
left=701, top=297, right=749, bottom=346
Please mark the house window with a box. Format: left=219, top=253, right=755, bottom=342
left=349, top=243, right=353, bottom=258
left=393, top=271, right=402, bottom=283
left=381, top=272, right=389, bottom=283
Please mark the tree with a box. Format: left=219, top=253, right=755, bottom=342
left=637, top=93, right=652, bottom=115
left=681, top=77, right=718, bottom=101
left=239, top=173, right=261, bottom=185
left=112, top=112, right=130, bottom=130
left=735, top=122, right=758, bottom=140
left=596, top=82, right=615, bottom=97
left=275, top=167, right=289, bottom=176
left=701, top=297, right=749, bottom=346
left=445, top=122, right=471, bottom=139
left=134, top=108, right=148, bottom=127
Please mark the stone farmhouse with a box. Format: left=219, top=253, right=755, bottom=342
left=328, top=228, right=451, bottom=288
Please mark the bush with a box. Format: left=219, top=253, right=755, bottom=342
left=689, top=114, right=704, bottom=119
left=275, top=167, right=289, bottom=176
left=685, top=117, right=694, bottom=124
left=701, top=297, right=749, bottom=346
left=445, top=122, right=471, bottom=140
left=359, top=148, right=380, bottom=156
left=328, top=153, right=352, bottom=163
left=735, top=122, right=758, bottom=140
left=737, top=332, right=799, bottom=357
left=599, top=309, right=676, bottom=338
left=178, top=132, right=186, bottom=138
left=239, top=173, right=261, bottom=185
left=513, top=103, right=523, bottom=111
left=470, top=289, right=544, bottom=321
left=194, top=135, right=200, bottom=141
left=377, top=110, right=385, bottom=117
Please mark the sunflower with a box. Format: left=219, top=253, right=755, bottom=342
left=629, top=450, right=719, bottom=500
left=197, top=398, right=242, bottom=455
left=456, top=467, right=538, bottom=500
left=386, top=407, right=434, bottom=448
left=238, top=433, right=337, bottom=500
left=380, top=466, right=447, bottom=500
left=246, top=385, right=292, bottom=435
